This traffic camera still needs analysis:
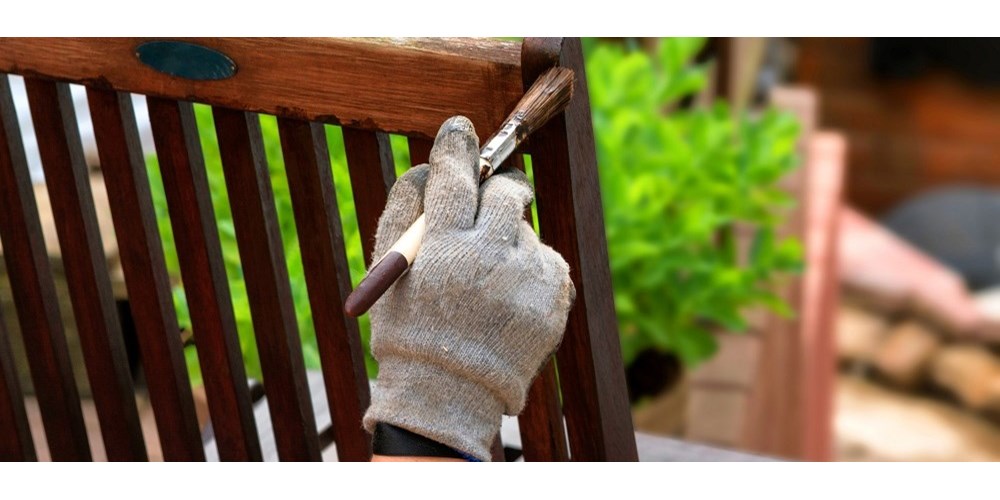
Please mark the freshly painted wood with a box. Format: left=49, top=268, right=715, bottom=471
left=508, top=124, right=568, bottom=462
left=277, top=117, right=371, bottom=461
left=518, top=361, right=569, bottom=461
left=212, top=107, right=321, bottom=461
left=0, top=76, right=48, bottom=462
left=87, top=88, right=205, bottom=461
left=20, top=77, right=103, bottom=461
left=407, top=137, right=434, bottom=166
left=2, top=37, right=642, bottom=463
left=146, top=97, right=262, bottom=461
left=0, top=307, right=34, bottom=460
left=342, top=127, right=396, bottom=266
left=6, top=76, right=144, bottom=462
left=491, top=434, right=505, bottom=462
left=0, top=38, right=523, bottom=141
left=521, top=38, right=638, bottom=461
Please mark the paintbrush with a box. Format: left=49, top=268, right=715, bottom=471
left=344, top=66, right=575, bottom=317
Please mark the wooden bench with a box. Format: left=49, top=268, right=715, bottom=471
left=0, top=37, right=761, bottom=461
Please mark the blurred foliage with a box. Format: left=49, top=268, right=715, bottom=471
left=145, top=37, right=800, bottom=382
left=586, top=37, right=802, bottom=367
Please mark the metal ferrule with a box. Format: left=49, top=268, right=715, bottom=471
left=478, top=116, right=523, bottom=179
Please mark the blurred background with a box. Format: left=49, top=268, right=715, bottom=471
left=3, top=37, right=1000, bottom=461
left=606, top=37, right=1000, bottom=462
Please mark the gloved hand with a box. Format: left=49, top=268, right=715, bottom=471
left=362, top=116, right=576, bottom=461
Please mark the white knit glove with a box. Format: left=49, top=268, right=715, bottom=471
left=362, top=116, right=576, bottom=461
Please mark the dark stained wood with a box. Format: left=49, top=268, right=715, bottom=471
left=518, top=361, right=568, bottom=461
left=146, top=97, right=262, bottom=461
left=2, top=37, right=644, bottom=463
left=7, top=77, right=144, bottom=462
left=521, top=38, right=638, bottom=461
left=0, top=309, right=34, bottom=461
left=342, top=128, right=395, bottom=265
left=87, top=88, right=205, bottom=461
left=20, top=77, right=101, bottom=461
left=277, top=118, right=371, bottom=461
left=0, top=38, right=522, bottom=141
left=212, top=107, right=321, bottom=461
left=407, top=137, right=434, bottom=167
left=491, top=434, right=505, bottom=462
left=509, top=153, right=570, bottom=462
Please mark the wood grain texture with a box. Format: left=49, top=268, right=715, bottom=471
left=0, top=76, right=45, bottom=462
left=0, top=305, right=34, bottom=460
left=509, top=153, right=569, bottom=462
left=146, top=97, right=262, bottom=461
left=20, top=77, right=100, bottom=461
left=212, top=107, right=320, bottom=461
left=518, top=360, right=569, bottom=461
left=407, top=137, right=434, bottom=167
left=521, top=38, right=637, bottom=461
left=342, top=127, right=395, bottom=265
left=278, top=118, right=371, bottom=461
left=7, top=76, right=144, bottom=462
left=87, top=88, right=205, bottom=461
left=0, top=38, right=523, bottom=141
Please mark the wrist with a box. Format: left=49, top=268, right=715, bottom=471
left=371, top=422, right=473, bottom=461
left=363, top=356, right=504, bottom=462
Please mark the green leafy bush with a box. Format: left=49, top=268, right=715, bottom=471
left=585, top=38, right=802, bottom=367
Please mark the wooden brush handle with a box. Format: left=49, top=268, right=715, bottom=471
left=344, top=214, right=425, bottom=317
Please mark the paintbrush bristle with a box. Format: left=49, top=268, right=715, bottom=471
left=510, top=66, right=575, bottom=138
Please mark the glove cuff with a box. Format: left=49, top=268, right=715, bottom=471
left=363, top=356, right=504, bottom=462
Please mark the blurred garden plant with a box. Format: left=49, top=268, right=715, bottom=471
left=585, top=38, right=802, bottom=367
left=146, top=37, right=800, bottom=382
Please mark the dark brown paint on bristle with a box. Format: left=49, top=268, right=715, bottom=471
left=509, top=67, right=574, bottom=139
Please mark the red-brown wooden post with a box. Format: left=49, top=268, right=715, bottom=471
left=521, top=37, right=638, bottom=461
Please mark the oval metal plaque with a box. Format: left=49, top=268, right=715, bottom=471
left=135, top=41, right=237, bottom=81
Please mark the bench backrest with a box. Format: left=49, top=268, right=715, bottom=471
left=0, top=37, right=636, bottom=461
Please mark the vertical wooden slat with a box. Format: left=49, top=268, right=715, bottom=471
left=510, top=138, right=570, bottom=463
left=0, top=76, right=43, bottom=462
left=522, top=38, right=638, bottom=461
left=9, top=76, right=144, bottom=462
left=212, top=107, right=320, bottom=462
left=0, top=309, right=34, bottom=461
left=342, top=128, right=396, bottom=266
left=407, top=137, right=434, bottom=167
left=278, top=118, right=372, bottom=461
left=146, top=97, right=262, bottom=461
left=519, top=361, right=568, bottom=461
left=86, top=88, right=204, bottom=461
left=490, top=434, right=505, bottom=462
left=19, top=77, right=102, bottom=461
